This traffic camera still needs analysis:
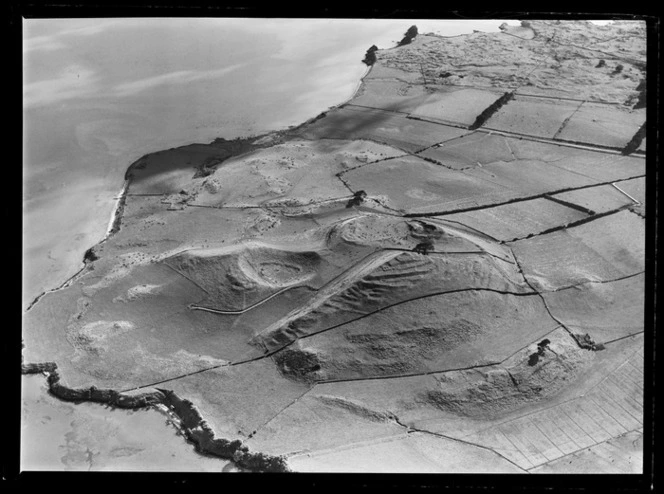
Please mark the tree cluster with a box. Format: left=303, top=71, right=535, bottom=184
left=362, top=45, right=378, bottom=66
left=397, top=25, right=418, bottom=46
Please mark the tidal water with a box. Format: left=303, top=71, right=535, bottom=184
left=22, top=17, right=519, bottom=472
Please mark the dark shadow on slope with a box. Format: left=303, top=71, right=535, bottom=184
left=124, top=144, right=229, bottom=182
left=292, top=98, right=468, bottom=156
left=124, top=135, right=286, bottom=193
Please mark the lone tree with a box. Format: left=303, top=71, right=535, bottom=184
left=397, top=25, right=418, bottom=46
left=346, top=190, right=368, bottom=208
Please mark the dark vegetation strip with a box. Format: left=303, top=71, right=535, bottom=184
left=502, top=205, right=631, bottom=244
left=469, top=91, right=515, bottom=131
left=20, top=364, right=290, bottom=471
left=403, top=174, right=645, bottom=218
left=543, top=194, right=596, bottom=215
left=622, top=122, right=647, bottom=156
